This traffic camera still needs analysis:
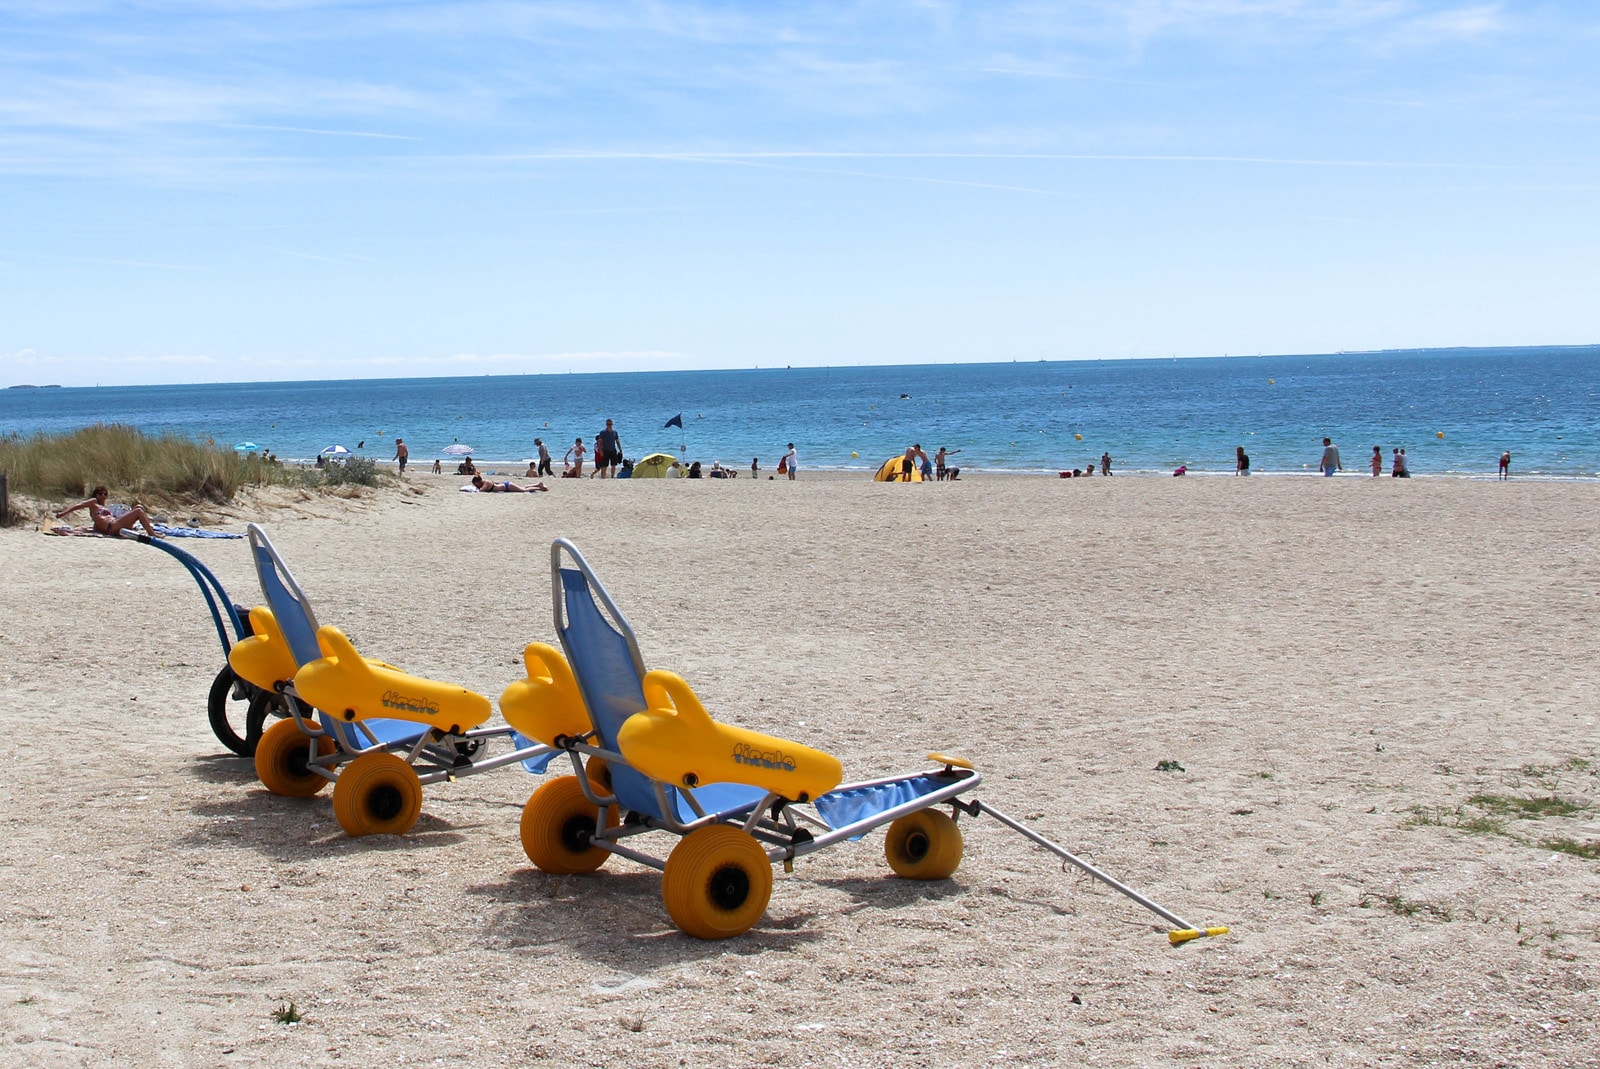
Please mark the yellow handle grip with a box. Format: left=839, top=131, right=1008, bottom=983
left=1168, top=926, right=1230, bottom=946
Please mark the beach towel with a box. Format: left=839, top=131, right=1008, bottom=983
left=46, top=523, right=240, bottom=539
left=152, top=524, right=242, bottom=539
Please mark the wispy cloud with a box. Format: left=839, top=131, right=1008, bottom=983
left=218, top=122, right=419, bottom=140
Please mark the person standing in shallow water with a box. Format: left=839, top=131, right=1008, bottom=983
left=1319, top=437, right=1342, bottom=476
left=1100, top=452, right=1112, bottom=476
left=1236, top=446, right=1250, bottom=475
left=1370, top=446, right=1382, bottom=477
left=1499, top=451, right=1512, bottom=480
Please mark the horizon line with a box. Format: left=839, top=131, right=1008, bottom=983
left=7, top=342, right=1598, bottom=392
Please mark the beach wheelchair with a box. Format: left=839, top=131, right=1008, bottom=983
left=501, top=538, right=1230, bottom=943
left=226, top=524, right=555, bottom=836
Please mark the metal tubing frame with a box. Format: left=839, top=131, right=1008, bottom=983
left=123, top=531, right=246, bottom=657
left=280, top=685, right=554, bottom=786
left=784, top=770, right=981, bottom=861
left=957, top=797, right=1197, bottom=933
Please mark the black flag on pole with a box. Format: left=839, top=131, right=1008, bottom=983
left=663, top=413, right=684, bottom=429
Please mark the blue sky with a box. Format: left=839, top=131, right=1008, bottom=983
left=1, top=1, right=1596, bottom=386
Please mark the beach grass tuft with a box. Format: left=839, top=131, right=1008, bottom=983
left=272, top=1001, right=302, bottom=1025
left=0, top=424, right=387, bottom=510
left=1539, top=837, right=1600, bottom=860
left=1466, top=793, right=1588, bottom=820
left=1360, top=892, right=1454, bottom=922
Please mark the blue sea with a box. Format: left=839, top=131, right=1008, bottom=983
left=3, top=346, right=1597, bottom=478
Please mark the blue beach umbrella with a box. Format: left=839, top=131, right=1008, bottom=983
left=320, top=445, right=351, bottom=457
left=441, top=443, right=474, bottom=456
left=233, top=442, right=259, bottom=452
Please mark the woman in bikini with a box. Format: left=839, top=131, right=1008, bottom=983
left=471, top=475, right=548, bottom=493
left=565, top=438, right=586, bottom=478
left=57, top=486, right=160, bottom=537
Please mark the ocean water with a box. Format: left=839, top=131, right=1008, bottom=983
left=3, top=346, right=1597, bottom=477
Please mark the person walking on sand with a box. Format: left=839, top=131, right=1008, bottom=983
left=565, top=438, right=586, bottom=478
left=595, top=419, right=621, bottom=479
left=1319, top=437, right=1342, bottom=477
left=394, top=438, right=408, bottom=475
left=1391, top=447, right=1409, bottom=478
left=1100, top=452, right=1112, bottom=476
left=1499, top=451, right=1511, bottom=480
left=1370, top=445, right=1382, bottom=477
left=535, top=438, right=553, bottom=478
left=782, top=443, right=797, bottom=480
left=57, top=486, right=160, bottom=538
left=1236, top=446, right=1250, bottom=475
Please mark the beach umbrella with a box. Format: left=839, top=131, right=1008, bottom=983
left=632, top=452, right=680, bottom=478
left=233, top=442, right=259, bottom=452
left=441, top=444, right=474, bottom=456
left=320, top=445, right=351, bottom=457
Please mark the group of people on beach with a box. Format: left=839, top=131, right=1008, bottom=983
left=898, top=444, right=962, bottom=480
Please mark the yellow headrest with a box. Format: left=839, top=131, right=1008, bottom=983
left=499, top=642, right=593, bottom=746
left=227, top=606, right=298, bottom=691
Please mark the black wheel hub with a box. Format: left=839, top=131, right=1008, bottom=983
left=287, top=746, right=311, bottom=779
left=709, top=864, right=750, bottom=911
left=560, top=815, right=596, bottom=854
left=905, top=831, right=930, bottom=862
left=367, top=783, right=404, bottom=822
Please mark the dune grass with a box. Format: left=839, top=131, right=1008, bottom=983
left=0, top=424, right=383, bottom=514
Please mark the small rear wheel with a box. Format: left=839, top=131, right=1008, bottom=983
left=884, top=809, right=964, bottom=879
left=521, top=776, right=616, bottom=874
left=255, top=718, right=331, bottom=798
left=662, top=824, right=773, bottom=939
left=332, top=753, right=423, bottom=837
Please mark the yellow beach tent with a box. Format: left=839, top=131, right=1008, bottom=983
left=872, top=456, right=922, bottom=482
left=633, top=452, right=681, bottom=478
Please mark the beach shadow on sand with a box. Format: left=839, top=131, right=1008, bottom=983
left=184, top=752, right=260, bottom=783
left=464, top=868, right=827, bottom=962
left=179, top=793, right=469, bottom=862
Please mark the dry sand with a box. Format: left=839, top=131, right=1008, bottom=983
left=2, top=471, right=1598, bottom=1067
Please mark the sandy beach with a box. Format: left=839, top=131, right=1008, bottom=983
left=2, top=471, right=1598, bottom=1067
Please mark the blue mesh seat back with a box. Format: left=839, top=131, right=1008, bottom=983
left=252, top=542, right=321, bottom=668
left=672, top=782, right=769, bottom=824
left=557, top=566, right=779, bottom=825
left=328, top=717, right=429, bottom=750
left=814, top=774, right=945, bottom=840
left=557, top=568, right=669, bottom=819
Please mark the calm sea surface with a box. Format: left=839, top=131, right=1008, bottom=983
left=3, top=347, right=1597, bottom=477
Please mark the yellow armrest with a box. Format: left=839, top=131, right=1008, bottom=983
left=499, top=643, right=593, bottom=746
left=617, top=670, right=843, bottom=803
left=227, top=606, right=299, bottom=691
left=292, top=625, right=492, bottom=734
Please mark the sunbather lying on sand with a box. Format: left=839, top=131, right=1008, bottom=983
left=470, top=475, right=549, bottom=493
left=56, top=487, right=160, bottom=537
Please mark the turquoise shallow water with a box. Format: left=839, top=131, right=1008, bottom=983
left=2, top=346, right=1597, bottom=477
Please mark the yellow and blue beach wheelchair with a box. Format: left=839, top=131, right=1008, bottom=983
left=226, top=524, right=556, bottom=836
left=502, top=539, right=1230, bottom=942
